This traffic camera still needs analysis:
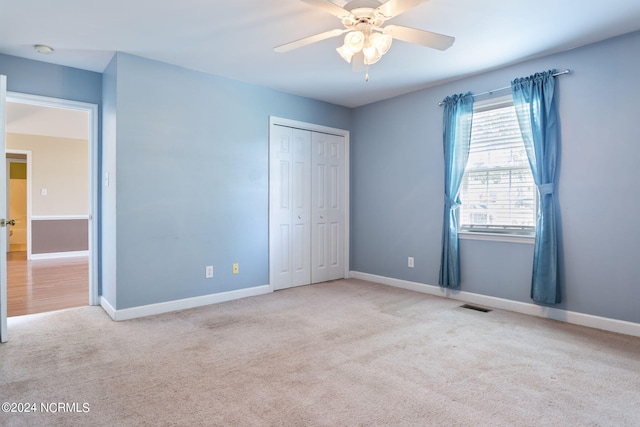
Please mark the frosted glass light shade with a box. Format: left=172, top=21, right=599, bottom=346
left=370, top=33, right=392, bottom=55
left=363, top=45, right=382, bottom=65
left=344, top=31, right=365, bottom=53
left=336, top=28, right=394, bottom=68
left=336, top=45, right=354, bottom=63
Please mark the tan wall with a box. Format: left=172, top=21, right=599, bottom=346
left=7, top=133, right=88, bottom=216
left=31, top=219, right=88, bottom=254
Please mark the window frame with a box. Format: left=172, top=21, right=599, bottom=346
left=458, top=94, right=536, bottom=244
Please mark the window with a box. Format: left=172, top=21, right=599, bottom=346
left=459, top=96, right=536, bottom=235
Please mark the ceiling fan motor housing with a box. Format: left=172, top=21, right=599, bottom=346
left=341, top=9, right=386, bottom=30
left=344, top=0, right=384, bottom=12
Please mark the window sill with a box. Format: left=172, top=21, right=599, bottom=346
left=459, top=231, right=535, bottom=244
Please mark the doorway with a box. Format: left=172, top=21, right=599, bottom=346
left=6, top=154, right=28, bottom=253
left=4, top=92, right=98, bottom=318
left=268, top=117, right=350, bottom=291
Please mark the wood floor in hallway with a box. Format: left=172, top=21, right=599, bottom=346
left=7, top=251, right=88, bottom=317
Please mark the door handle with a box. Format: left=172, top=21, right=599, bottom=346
left=0, top=219, right=15, bottom=227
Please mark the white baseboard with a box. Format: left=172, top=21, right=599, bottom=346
left=100, top=285, right=272, bottom=321
left=349, top=271, right=640, bottom=338
left=30, top=250, right=89, bottom=260
left=100, top=296, right=117, bottom=319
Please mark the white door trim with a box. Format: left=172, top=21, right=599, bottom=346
left=6, top=91, right=100, bottom=306
left=6, top=150, right=32, bottom=257
left=268, top=116, right=350, bottom=291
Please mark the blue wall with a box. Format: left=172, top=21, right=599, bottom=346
left=4, top=29, right=639, bottom=324
left=104, top=53, right=352, bottom=309
left=350, top=31, right=640, bottom=324
left=0, top=54, right=102, bottom=104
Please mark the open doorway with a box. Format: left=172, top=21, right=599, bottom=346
left=5, top=93, right=98, bottom=317
left=6, top=154, right=27, bottom=253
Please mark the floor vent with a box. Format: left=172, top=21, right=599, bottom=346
left=460, top=304, right=492, bottom=313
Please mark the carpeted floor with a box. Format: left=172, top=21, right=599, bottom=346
left=1, top=279, right=639, bottom=426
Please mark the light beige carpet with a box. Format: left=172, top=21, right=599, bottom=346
left=1, top=279, right=639, bottom=426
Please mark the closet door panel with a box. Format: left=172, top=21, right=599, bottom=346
left=269, top=126, right=311, bottom=290
left=291, top=130, right=312, bottom=286
left=311, top=132, right=345, bottom=284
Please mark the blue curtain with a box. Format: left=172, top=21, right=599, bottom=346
left=439, top=92, right=474, bottom=288
left=511, top=70, right=561, bottom=304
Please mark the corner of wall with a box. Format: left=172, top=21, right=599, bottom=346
left=100, top=53, right=118, bottom=308
left=100, top=296, right=117, bottom=320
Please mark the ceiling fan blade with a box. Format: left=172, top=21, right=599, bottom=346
left=300, top=0, right=351, bottom=17
left=274, top=29, right=347, bottom=53
left=377, top=0, right=431, bottom=17
left=384, top=25, right=455, bottom=50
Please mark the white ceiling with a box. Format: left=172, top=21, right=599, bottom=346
left=6, top=102, right=88, bottom=140
left=1, top=0, right=640, bottom=108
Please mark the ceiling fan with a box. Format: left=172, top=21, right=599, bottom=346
left=275, top=0, right=455, bottom=79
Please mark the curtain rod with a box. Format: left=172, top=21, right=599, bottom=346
left=438, top=69, right=572, bottom=106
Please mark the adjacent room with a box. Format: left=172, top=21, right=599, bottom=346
left=4, top=102, right=91, bottom=317
left=1, top=0, right=639, bottom=425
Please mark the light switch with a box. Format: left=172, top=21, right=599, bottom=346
left=41, top=188, right=47, bottom=196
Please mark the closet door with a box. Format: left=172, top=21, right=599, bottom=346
left=269, top=125, right=311, bottom=290
left=311, top=132, right=345, bottom=283
left=269, top=123, right=345, bottom=290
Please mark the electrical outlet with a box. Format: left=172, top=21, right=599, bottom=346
left=232, top=263, right=239, bottom=274
left=408, top=257, right=414, bottom=268
left=205, top=266, right=214, bottom=278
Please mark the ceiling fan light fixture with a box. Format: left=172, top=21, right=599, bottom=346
left=344, top=31, right=365, bottom=53
left=363, top=45, right=382, bottom=65
left=336, top=44, right=355, bottom=63
left=370, top=32, right=392, bottom=55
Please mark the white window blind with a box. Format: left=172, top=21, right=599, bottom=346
left=460, top=96, right=536, bottom=233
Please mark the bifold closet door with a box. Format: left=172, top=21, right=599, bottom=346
left=269, top=124, right=345, bottom=291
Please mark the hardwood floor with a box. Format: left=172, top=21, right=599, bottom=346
left=7, top=251, right=88, bottom=317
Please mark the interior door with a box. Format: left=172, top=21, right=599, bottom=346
left=6, top=158, right=27, bottom=253
left=311, top=132, right=345, bottom=283
left=1, top=75, right=8, bottom=343
left=4, top=160, right=7, bottom=252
